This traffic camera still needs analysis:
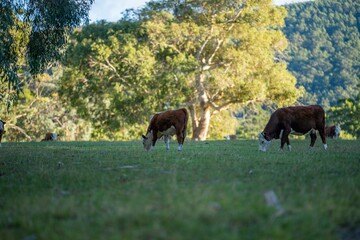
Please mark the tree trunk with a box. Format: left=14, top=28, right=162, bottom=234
left=190, top=72, right=211, bottom=140
left=192, top=106, right=211, bottom=140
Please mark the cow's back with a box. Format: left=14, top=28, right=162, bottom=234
left=265, top=105, right=325, bottom=134
left=280, top=105, right=325, bottom=130
left=148, top=108, right=188, bottom=132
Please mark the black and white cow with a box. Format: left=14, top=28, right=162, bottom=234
left=142, top=108, right=188, bottom=151
left=258, top=105, right=327, bottom=151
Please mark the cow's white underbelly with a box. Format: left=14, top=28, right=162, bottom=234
left=280, top=128, right=316, bottom=138
left=159, top=126, right=176, bottom=137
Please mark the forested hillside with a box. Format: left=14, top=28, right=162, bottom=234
left=283, top=0, right=359, bottom=108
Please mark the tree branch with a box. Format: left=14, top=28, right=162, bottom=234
left=88, top=56, right=131, bottom=88
left=207, top=38, right=224, bottom=65
left=7, top=123, right=32, bottom=141
left=209, top=99, right=258, bottom=116
left=226, top=4, right=245, bottom=31
left=196, top=26, right=213, bottom=61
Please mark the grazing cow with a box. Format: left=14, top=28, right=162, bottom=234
left=41, top=132, right=58, bottom=141
left=258, top=105, right=327, bottom=152
left=0, top=120, right=6, bottom=147
left=325, top=125, right=341, bottom=139
left=142, top=108, right=188, bottom=151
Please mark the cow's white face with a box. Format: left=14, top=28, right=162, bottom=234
left=142, top=132, right=153, bottom=151
left=258, top=132, right=271, bottom=152
left=0, top=120, right=5, bottom=132
left=52, top=133, right=57, bottom=141
left=334, top=125, right=341, bottom=139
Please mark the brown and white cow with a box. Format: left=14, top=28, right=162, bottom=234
left=0, top=120, right=6, bottom=147
left=142, top=108, right=188, bottom=151
left=325, top=125, right=341, bottom=139
left=41, top=132, right=58, bottom=141
left=258, top=105, right=327, bottom=152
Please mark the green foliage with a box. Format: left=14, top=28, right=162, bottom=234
left=59, top=21, right=161, bottom=139
left=207, top=110, right=239, bottom=139
left=284, top=0, right=360, bottom=108
left=26, top=0, right=93, bottom=74
left=0, top=0, right=93, bottom=106
left=0, top=70, right=92, bottom=141
left=327, top=89, right=360, bottom=138
left=1, top=140, right=360, bottom=239
left=0, top=1, right=29, bottom=106
left=142, top=0, right=300, bottom=106
left=236, top=103, right=273, bottom=139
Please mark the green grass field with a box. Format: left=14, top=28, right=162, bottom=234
left=1, top=139, right=359, bottom=240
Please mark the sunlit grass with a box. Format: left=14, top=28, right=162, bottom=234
left=0, top=139, right=359, bottom=239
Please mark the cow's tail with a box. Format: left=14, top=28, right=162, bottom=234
left=321, top=106, right=326, bottom=130
left=182, top=108, right=189, bottom=138
left=319, top=106, right=327, bottom=145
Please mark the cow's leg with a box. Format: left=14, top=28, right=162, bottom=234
left=164, top=136, right=170, bottom=150
left=280, top=127, right=291, bottom=151
left=309, top=130, right=317, bottom=149
left=281, top=127, right=291, bottom=151
left=318, top=127, right=328, bottom=150
left=176, top=129, right=184, bottom=151
left=0, top=134, right=2, bottom=147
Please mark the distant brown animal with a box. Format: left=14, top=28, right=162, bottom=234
left=142, top=108, right=188, bottom=151
left=325, top=125, right=341, bottom=139
left=41, top=132, right=58, bottom=141
left=0, top=120, right=6, bottom=147
left=258, top=105, right=327, bottom=151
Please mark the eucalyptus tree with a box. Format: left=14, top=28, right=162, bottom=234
left=0, top=0, right=93, bottom=107
left=142, top=0, right=300, bottom=140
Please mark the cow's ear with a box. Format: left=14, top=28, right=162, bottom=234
left=142, top=135, right=147, bottom=139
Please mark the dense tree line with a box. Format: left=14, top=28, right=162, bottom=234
left=283, top=0, right=359, bottom=108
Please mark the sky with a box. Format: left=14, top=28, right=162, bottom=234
left=89, top=0, right=311, bottom=23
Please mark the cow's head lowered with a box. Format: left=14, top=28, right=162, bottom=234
left=142, top=131, right=153, bottom=151
left=258, top=132, right=272, bottom=152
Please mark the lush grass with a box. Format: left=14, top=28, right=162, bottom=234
left=0, top=139, right=359, bottom=240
